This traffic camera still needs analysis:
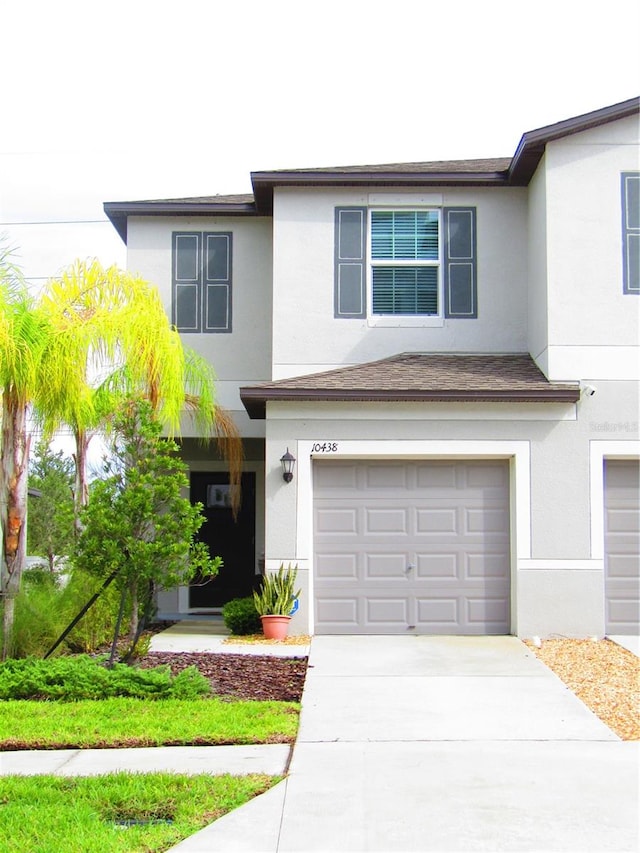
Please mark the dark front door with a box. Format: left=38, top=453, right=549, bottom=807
left=189, top=472, right=256, bottom=609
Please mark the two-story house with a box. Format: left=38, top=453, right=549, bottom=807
left=104, top=97, right=639, bottom=639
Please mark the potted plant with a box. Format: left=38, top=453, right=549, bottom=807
left=253, top=563, right=300, bottom=640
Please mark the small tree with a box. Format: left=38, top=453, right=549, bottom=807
left=74, top=398, right=221, bottom=663
left=27, top=442, right=75, bottom=573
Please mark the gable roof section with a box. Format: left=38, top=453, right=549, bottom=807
left=239, top=353, right=580, bottom=419
left=104, top=97, right=639, bottom=240
left=509, top=97, right=640, bottom=184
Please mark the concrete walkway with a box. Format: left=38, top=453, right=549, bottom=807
left=171, top=635, right=639, bottom=853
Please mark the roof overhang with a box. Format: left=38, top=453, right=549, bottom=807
left=250, top=168, right=511, bottom=215
left=239, top=354, right=581, bottom=420
left=103, top=197, right=258, bottom=243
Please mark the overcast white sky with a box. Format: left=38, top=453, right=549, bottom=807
left=1, top=0, right=638, bottom=286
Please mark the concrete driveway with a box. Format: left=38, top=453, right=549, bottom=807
left=173, top=635, right=639, bottom=852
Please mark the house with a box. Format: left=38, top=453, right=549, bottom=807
left=104, top=97, right=640, bottom=639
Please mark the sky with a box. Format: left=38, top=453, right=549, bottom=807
left=1, top=0, right=639, bottom=287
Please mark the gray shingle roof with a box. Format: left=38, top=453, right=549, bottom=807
left=240, top=353, right=580, bottom=418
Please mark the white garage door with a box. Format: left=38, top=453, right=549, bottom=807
left=605, top=460, right=640, bottom=635
left=313, top=459, right=511, bottom=634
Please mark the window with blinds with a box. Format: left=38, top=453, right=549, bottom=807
left=370, top=210, right=440, bottom=315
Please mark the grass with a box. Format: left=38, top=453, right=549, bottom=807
left=0, top=698, right=299, bottom=749
left=0, top=772, right=279, bottom=852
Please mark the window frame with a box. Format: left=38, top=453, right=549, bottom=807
left=367, top=207, right=445, bottom=327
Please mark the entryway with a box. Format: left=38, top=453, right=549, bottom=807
left=188, top=472, right=257, bottom=609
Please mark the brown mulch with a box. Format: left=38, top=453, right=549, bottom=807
left=138, top=652, right=308, bottom=703
left=523, top=638, right=640, bottom=740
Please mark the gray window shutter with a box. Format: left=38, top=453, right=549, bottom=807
left=622, top=172, right=640, bottom=295
left=443, top=208, right=477, bottom=318
left=335, top=208, right=367, bottom=318
left=172, top=232, right=201, bottom=331
left=203, top=232, right=232, bottom=332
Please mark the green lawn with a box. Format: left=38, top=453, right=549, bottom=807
left=0, top=773, right=279, bottom=853
left=0, top=697, right=299, bottom=749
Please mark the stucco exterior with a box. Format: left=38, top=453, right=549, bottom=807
left=127, top=215, right=273, bottom=436
left=271, top=187, right=528, bottom=380
left=106, top=97, right=640, bottom=637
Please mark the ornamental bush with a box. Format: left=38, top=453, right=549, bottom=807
left=0, top=655, right=210, bottom=701
left=222, top=597, right=262, bottom=635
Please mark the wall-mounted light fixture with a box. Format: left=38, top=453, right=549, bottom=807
left=280, top=448, right=296, bottom=483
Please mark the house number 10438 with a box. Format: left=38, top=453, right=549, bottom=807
left=312, top=442, right=338, bottom=453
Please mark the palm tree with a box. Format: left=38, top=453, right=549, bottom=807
left=38, top=260, right=242, bottom=525
left=0, top=243, right=53, bottom=658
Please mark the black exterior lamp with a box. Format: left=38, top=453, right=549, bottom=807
left=280, top=448, right=296, bottom=483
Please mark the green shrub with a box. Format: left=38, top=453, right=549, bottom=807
left=222, top=597, right=262, bottom=635
left=11, top=582, right=68, bottom=659
left=10, top=566, right=125, bottom=659
left=0, top=656, right=211, bottom=701
left=22, top=568, right=58, bottom=589
left=60, top=567, right=127, bottom=654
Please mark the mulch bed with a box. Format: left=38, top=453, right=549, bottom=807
left=138, top=652, right=308, bottom=703
left=524, top=638, right=640, bottom=740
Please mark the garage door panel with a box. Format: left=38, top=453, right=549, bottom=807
left=415, top=596, right=460, bottom=628
left=466, top=595, right=510, bottom=626
left=366, top=597, right=410, bottom=625
left=316, top=507, right=358, bottom=534
left=314, top=463, right=359, bottom=489
left=605, top=460, right=640, bottom=635
left=465, top=507, right=509, bottom=534
left=416, top=464, right=457, bottom=489
left=607, top=596, right=640, bottom=626
left=365, top=465, right=408, bottom=489
left=607, top=553, right=640, bottom=579
left=365, top=508, right=409, bottom=534
left=466, top=552, right=510, bottom=579
left=606, top=509, right=640, bottom=533
left=465, top=464, right=509, bottom=489
left=365, top=553, right=409, bottom=579
left=416, top=507, right=458, bottom=533
left=315, top=553, right=358, bottom=580
left=416, top=553, right=458, bottom=580
left=316, top=597, right=358, bottom=627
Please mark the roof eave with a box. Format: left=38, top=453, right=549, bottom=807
left=103, top=200, right=259, bottom=245
left=239, top=387, right=580, bottom=420
left=251, top=170, right=510, bottom=215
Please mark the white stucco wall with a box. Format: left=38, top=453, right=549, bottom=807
left=126, top=215, right=273, bottom=437
left=541, top=114, right=640, bottom=381
left=271, top=186, right=528, bottom=380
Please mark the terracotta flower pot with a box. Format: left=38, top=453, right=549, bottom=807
left=260, top=614, right=291, bottom=640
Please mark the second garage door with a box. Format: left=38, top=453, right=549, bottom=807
left=314, top=459, right=511, bottom=635
left=604, top=459, right=640, bottom=635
